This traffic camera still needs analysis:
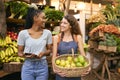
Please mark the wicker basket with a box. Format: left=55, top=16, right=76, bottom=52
left=54, top=54, right=91, bottom=77
left=3, top=62, right=23, bottom=72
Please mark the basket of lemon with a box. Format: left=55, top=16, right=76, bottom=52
left=54, top=54, right=91, bottom=77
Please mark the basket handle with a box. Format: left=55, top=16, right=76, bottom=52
left=71, top=48, right=74, bottom=58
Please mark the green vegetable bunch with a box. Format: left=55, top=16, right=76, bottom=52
left=7, top=1, right=21, bottom=18
left=99, top=33, right=117, bottom=47
left=101, top=4, right=120, bottom=27
left=112, top=34, right=120, bottom=54
left=5, top=1, right=29, bottom=19
left=18, top=2, right=29, bottom=19
left=43, top=6, right=64, bottom=21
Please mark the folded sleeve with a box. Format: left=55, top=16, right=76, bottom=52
left=47, top=30, right=52, bottom=44
left=17, top=30, right=25, bottom=46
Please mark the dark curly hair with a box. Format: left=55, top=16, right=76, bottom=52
left=24, top=7, right=43, bottom=29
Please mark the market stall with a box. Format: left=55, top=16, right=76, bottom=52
left=0, top=0, right=120, bottom=80
left=84, top=3, right=120, bottom=80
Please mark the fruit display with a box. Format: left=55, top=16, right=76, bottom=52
left=55, top=55, right=89, bottom=68
left=54, top=54, right=90, bottom=77
left=0, top=35, right=24, bottom=63
left=7, top=31, right=18, bottom=41
left=89, top=24, right=120, bottom=37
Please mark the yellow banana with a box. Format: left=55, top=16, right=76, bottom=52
left=5, top=36, right=8, bottom=44
left=5, top=47, right=10, bottom=57
left=1, top=50, right=5, bottom=59
left=0, top=51, right=2, bottom=58
left=9, top=47, right=14, bottom=55
left=3, top=39, right=7, bottom=46
left=12, top=41, right=17, bottom=47
left=12, top=46, right=18, bottom=53
left=1, top=39, right=3, bottom=46
left=5, top=36, right=12, bottom=44
left=0, top=39, right=2, bottom=46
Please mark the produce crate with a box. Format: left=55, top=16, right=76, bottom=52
left=3, top=62, right=23, bottom=72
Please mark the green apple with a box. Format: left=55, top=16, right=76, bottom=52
left=76, top=62, right=82, bottom=67
left=83, top=61, right=88, bottom=67
left=67, top=56, right=73, bottom=62
left=65, top=60, right=70, bottom=65
left=55, top=59, right=60, bottom=65
left=78, top=55, right=85, bottom=64
left=74, top=57, right=79, bottom=63
left=65, top=64, right=71, bottom=68
left=60, top=60, right=66, bottom=67
left=71, top=62, right=76, bottom=67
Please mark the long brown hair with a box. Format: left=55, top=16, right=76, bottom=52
left=60, top=14, right=82, bottom=41
left=64, top=14, right=82, bottom=36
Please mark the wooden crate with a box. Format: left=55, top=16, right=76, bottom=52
left=3, top=62, right=23, bottom=72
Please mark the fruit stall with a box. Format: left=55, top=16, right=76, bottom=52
left=84, top=3, right=120, bottom=80
left=0, top=0, right=120, bottom=80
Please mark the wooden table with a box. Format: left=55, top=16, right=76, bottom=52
left=91, top=52, right=120, bottom=80
left=0, top=70, right=12, bottom=78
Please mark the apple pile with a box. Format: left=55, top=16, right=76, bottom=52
left=55, top=55, right=89, bottom=68
left=7, top=31, right=18, bottom=41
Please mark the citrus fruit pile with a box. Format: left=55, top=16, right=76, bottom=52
left=55, top=55, right=89, bottom=68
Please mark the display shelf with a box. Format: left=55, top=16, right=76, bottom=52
left=0, top=70, right=12, bottom=78
left=6, top=18, right=25, bottom=24
left=3, top=62, right=23, bottom=73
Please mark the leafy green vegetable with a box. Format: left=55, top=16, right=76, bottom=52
left=18, top=2, right=29, bottom=19
left=43, top=6, right=64, bottom=21
left=99, top=41, right=106, bottom=45
left=5, top=1, right=29, bottom=19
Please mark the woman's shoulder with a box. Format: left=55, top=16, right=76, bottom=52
left=19, top=29, right=28, bottom=34
left=53, top=33, right=61, bottom=38
left=73, top=34, right=82, bottom=42
left=76, top=34, right=82, bottom=38
left=44, top=29, right=51, bottom=33
left=52, top=33, right=61, bottom=42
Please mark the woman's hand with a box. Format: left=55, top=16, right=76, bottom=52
left=55, top=70, right=66, bottom=77
left=24, top=53, right=37, bottom=58
left=53, top=64, right=66, bottom=77
left=81, top=67, right=91, bottom=76
left=37, top=52, right=44, bottom=59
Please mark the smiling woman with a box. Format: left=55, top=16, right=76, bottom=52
left=17, top=7, right=52, bottom=80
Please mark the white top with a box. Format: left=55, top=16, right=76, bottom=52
left=17, top=29, right=52, bottom=59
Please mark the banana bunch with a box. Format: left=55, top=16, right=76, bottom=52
left=0, top=35, right=12, bottom=47
left=0, top=45, right=24, bottom=63
left=0, top=35, right=25, bottom=63
left=12, top=41, right=17, bottom=47
left=0, top=38, right=7, bottom=47
left=5, top=35, right=12, bottom=44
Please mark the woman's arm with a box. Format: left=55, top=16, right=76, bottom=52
left=77, top=35, right=86, bottom=56
left=52, top=35, right=58, bottom=64
left=18, top=45, right=25, bottom=57
left=38, top=44, right=52, bottom=58
left=18, top=45, right=37, bottom=58
left=77, top=35, right=91, bottom=76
